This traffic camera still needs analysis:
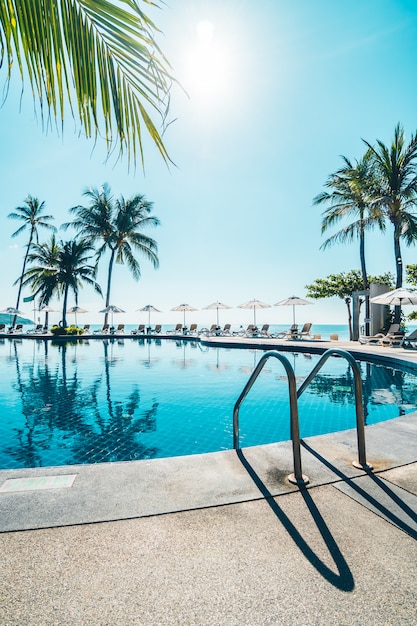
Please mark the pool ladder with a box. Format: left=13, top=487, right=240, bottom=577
left=233, top=349, right=373, bottom=486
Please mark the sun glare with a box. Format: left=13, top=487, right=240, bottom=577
left=182, top=20, right=235, bottom=110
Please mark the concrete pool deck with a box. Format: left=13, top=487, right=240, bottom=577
left=1, top=338, right=417, bottom=624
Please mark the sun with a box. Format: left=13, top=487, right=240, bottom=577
left=182, top=20, right=234, bottom=109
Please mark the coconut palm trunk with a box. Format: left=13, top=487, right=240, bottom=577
left=104, top=248, right=117, bottom=326
left=13, top=231, right=34, bottom=326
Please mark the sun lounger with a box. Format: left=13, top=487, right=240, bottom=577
left=273, top=324, right=298, bottom=339
left=9, top=324, right=23, bottom=334
left=151, top=324, right=162, bottom=334
left=221, top=324, right=231, bottom=336
left=359, top=324, right=400, bottom=345
left=29, top=324, right=45, bottom=334
left=131, top=324, right=145, bottom=335
left=94, top=324, right=110, bottom=334
left=298, top=322, right=313, bottom=339
left=188, top=323, right=198, bottom=335
left=200, top=324, right=219, bottom=336
left=233, top=325, right=255, bottom=337
left=380, top=331, right=406, bottom=347
left=401, top=329, right=417, bottom=348
left=258, top=324, right=270, bottom=337
left=167, top=323, right=182, bottom=334
left=114, top=324, right=125, bottom=334
left=0, top=324, right=5, bottom=333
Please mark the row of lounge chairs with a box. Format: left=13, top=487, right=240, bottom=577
left=0, top=321, right=315, bottom=339
left=359, top=324, right=417, bottom=348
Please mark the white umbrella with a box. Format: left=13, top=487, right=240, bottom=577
left=99, top=304, right=126, bottom=326
left=203, top=301, right=232, bottom=326
left=67, top=305, right=88, bottom=326
left=238, top=299, right=270, bottom=327
left=137, top=304, right=162, bottom=327
left=370, top=288, right=417, bottom=306
left=171, top=303, right=198, bottom=327
left=0, top=307, right=24, bottom=326
left=274, top=295, right=313, bottom=326
left=39, top=305, right=59, bottom=328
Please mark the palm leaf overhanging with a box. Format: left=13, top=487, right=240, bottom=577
left=0, top=0, right=175, bottom=167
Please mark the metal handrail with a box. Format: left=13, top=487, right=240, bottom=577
left=297, top=349, right=372, bottom=470
left=233, top=351, right=309, bottom=486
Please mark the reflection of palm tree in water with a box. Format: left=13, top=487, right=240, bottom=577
left=70, top=341, right=158, bottom=463
left=8, top=341, right=42, bottom=467
left=4, top=340, right=159, bottom=467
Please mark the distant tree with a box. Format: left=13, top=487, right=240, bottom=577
left=405, top=264, right=417, bottom=321
left=305, top=271, right=394, bottom=340
left=64, top=184, right=160, bottom=325
left=314, top=150, right=384, bottom=335
left=0, top=0, right=175, bottom=167
left=363, top=123, right=417, bottom=323
left=22, top=236, right=102, bottom=327
left=8, top=196, right=56, bottom=325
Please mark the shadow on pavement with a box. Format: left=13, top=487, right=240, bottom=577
left=236, top=448, right=355, bottom=591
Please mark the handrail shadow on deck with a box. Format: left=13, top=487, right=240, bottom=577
left=301, top=441, right=417, bottom=540
left=236, top=449, right=354, bottom=591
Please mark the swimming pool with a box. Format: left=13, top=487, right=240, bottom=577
left=1, top=337, right=417, bottom=469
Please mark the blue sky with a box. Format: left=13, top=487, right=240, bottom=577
left=1, top=0, right=417, bottom=328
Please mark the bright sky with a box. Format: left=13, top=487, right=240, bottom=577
left=1, top=0, right=417, bottom=328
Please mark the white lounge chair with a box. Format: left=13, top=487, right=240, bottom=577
left=131, top=324, right=145, bottom=335
left=402, top=329, right=417, bottom=348
left=167, top=323, right=182, bottom=334
left=258, top=324, right=271, bottom=337
left=359, top=324, right=400, bottom=345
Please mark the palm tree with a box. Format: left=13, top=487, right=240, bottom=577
left=65, top=185, right=160, bottom=325
left=22, top=236, right=102, bottom=327
left=8, top=195, right=56, bottom=325
left=314, top=151, right=384, bottom=334
left=364, top=123, right=417, bottom=323
left=0, top=1, right=174, bottom=167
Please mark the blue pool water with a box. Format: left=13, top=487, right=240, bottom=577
left=1, top=337, right=417, bottom=469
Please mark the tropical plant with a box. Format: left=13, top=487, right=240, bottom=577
left=405, top=264, right=417, bottom=321
left=0, top=0, right=175, bottom=167
left=64, top=184, right=159, bottom=324
left=21, top=235, right=102, bottom=327
left=363, top=123, right=417, bottom=323
left=305, top=270, right=394, bottom=340
left=314, top=150, right=384, bottom=334
left=8, top=195, right=56, bottom=325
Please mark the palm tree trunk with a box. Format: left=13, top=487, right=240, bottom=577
left=345, top=297, right=353, bottom=340
left=62, top=285, right=69, bottom=328
left=13, top=228, right=34, bottom=326
left=104, top=248, right=116, bottom=326
left=359, top=227, right=370, bottom=336
left=394, top=229, right=403, bottom=324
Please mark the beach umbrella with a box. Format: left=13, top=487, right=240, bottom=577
left=370, top=288, right=417, bottom=306
left=238, top=299, right=271, bottom=327
left=66, top=305, right=88, bottom=326
left=0, top=307, right=24, bottom=326
left=203, top=301, right=232, bottom=326
left=170, top=303, right=198, bottom=327
left=137, top=304, right=162, bottom=327
left=99, top=304, right=126, bottom=326
left=39, top=306, right=59, bottom=328
left=274, top=295, right=313, bottom=326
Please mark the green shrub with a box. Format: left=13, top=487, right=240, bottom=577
left=50, top=324, right=85, bottom=336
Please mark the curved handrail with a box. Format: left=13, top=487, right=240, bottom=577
left=233, top=351, right=308, bottom=485
left=297, top=349, right=372, bottom=470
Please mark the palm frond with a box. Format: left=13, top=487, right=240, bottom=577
left=0, top=0, right=176, bottom=167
